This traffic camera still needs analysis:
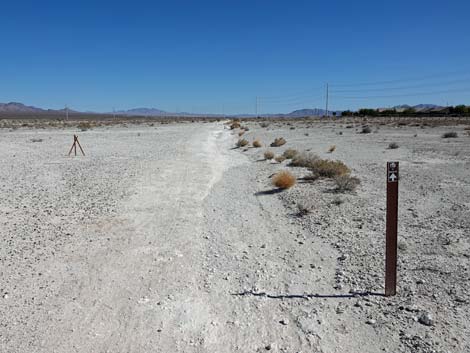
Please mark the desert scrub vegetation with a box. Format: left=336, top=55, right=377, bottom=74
left=236, top=138, right=249, bottom=148
left=334, top=175, right=360, bottom=193
left=442, top=131, right=458, bottom=138
left=252, top=139, right=262, bottom=148
left=274, top=155, right=286, bottom=163
left=238, top=130, right=245, bottom=136
left=296, top=201, right=313, bottom=216
left=264, top=150, right=275, bottom=160
left=282, top=148, right=298, bottom=159
left=259, top=122, right=269, bottom=128
left=272, top=171, right=296, bottom=189
left=270, top=137, right=286, bottom=147
left=388, top=142, right=399, bottom=149
left=328, top=145, right=336, bottom=153
left=361, top=125, right=372, bottom=134
left=78, top=121, right=93, bottom=131
left=310, top=159, right=350, bottom=178
left=289, top=152, right=319, bottom=168
left=230, top=122, right=241, bottom=130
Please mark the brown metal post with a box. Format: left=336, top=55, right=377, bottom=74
left=385, top=161, right=399, bottom=296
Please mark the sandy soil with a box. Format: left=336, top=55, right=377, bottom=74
left=0, top=120, right=469, bottom=352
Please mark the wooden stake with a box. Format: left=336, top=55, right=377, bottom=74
left=68, top=135, right=85, bottom=156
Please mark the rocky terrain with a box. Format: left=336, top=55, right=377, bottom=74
left=0, top=119, right=469, bottom=352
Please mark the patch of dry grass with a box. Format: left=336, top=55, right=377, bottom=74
left=236, top=138, right=249, bottom=148
left=310, top=159, right=350, bottom=178
left=289, top=152, right=319, bottom=168
left=328, top=145, right=336, bottom=153
left=272, top=171, right=296, bottom=189
left=270, top=137, right=286, bottom=147
left=274, top=155, right=286, bottom=163
left=296, top=201, right=312, bottom=216
left=388, top=142, right=399, bottom=149
left=230, top=122, right=241, bottom=130
left=334, top=175, right=360, bottom=193
left=283, top=148, right=298, bottom=159
left=264, top=150, right=275, bottom=160
left=78, top=121, right=93, bottom=131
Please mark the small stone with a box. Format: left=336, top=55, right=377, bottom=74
left=418, top=312, right=433, bottom=326
left=338, top=254, right=348, bottom=261
left=366, top=319, right=376, bottom=325
left=279, top=319, right=289, bottom=325
left=3, top=293, right=9, bottom=299
left=265, top=344, right=272, bottom=350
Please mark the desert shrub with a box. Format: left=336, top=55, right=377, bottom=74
left=30, top=138, right=43, bottom=143
left=297, top=201, right=312, bottom=216
left=334, top=175, right=360, bottom=193
left=270, top=137, right=286, bottom=147
left=274, top=155, right=286, bottom=163
left=230, top=122, right=241, bottom=130
left=442, top=131, right=458, bottom=138
left=272, top=171, right=296, bottom=189
left=361, top=126, right=372, bottom=134
left=289, top=152, right=319, bottom=168
left=241, top=126, right=250, bottom=131
left=310, top=159, right=350, bottom=178
left=282, top=148, right=298, bottom=159
left=264, top=150, right=275, bottom=160
left=236, top=138, right=249, bottom=148
left=260, top=122, right=269, bottom=128
left=78, top=121, right=93, bottom=131
left=252, top=139, right=262, bottom=148
left=388, top=142, right=399, bottom=149
left=328, top=145, right=336, bottom=153
left=303, top=171, right=320, bottom=182
left=238, top=130, right=245, bottom=136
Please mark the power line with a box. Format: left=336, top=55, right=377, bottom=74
left=334, top=86, right=470, bottom=99
left=330, top=69, right=470, bottom=87
left=330, top=78, right=470, bottom=93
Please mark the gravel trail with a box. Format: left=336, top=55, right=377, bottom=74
left=1, top=123, right=335, bottom=352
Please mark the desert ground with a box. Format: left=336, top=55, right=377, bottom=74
left=0, top=118, right=469, bottom=353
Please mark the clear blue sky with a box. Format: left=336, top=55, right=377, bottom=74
left=1, top=0, right=470, bottom=114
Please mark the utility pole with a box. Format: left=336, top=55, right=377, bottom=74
left=65, top=105, right=69, bottom=121
left=113, top=107, right=116, bottom=119
left=255, top=96, right=259, bottom=117
left=325, top=83, right=329, bottom=118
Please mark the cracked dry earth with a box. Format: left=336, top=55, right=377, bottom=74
left=1, top=121, right=469, bottom=353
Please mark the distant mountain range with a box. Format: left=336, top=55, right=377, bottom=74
left=0, top=102, right=46, bottom=113
left=0, top=101, right=452, bottom=117
left=0, top=102, right=79, bottom=114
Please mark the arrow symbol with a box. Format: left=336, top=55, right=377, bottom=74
left=389, top=173, right=397, bottom=182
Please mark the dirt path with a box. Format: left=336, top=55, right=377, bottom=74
left=1, top=123, right=339, bottom=352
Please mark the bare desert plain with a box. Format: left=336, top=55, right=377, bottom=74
left=0, top=117, right=469, bottom=353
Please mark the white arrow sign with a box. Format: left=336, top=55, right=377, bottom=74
left=389, top=173, right=397, bottom=182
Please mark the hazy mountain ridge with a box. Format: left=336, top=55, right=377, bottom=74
left=0, top=101, right=456, bottom=117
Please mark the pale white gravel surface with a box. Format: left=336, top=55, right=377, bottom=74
left=0, top=120, right=469, bottom=353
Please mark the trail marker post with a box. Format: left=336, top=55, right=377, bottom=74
left=68, top=135, right=85, bottom=156
left=385, top=161, right=399, bottom=296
